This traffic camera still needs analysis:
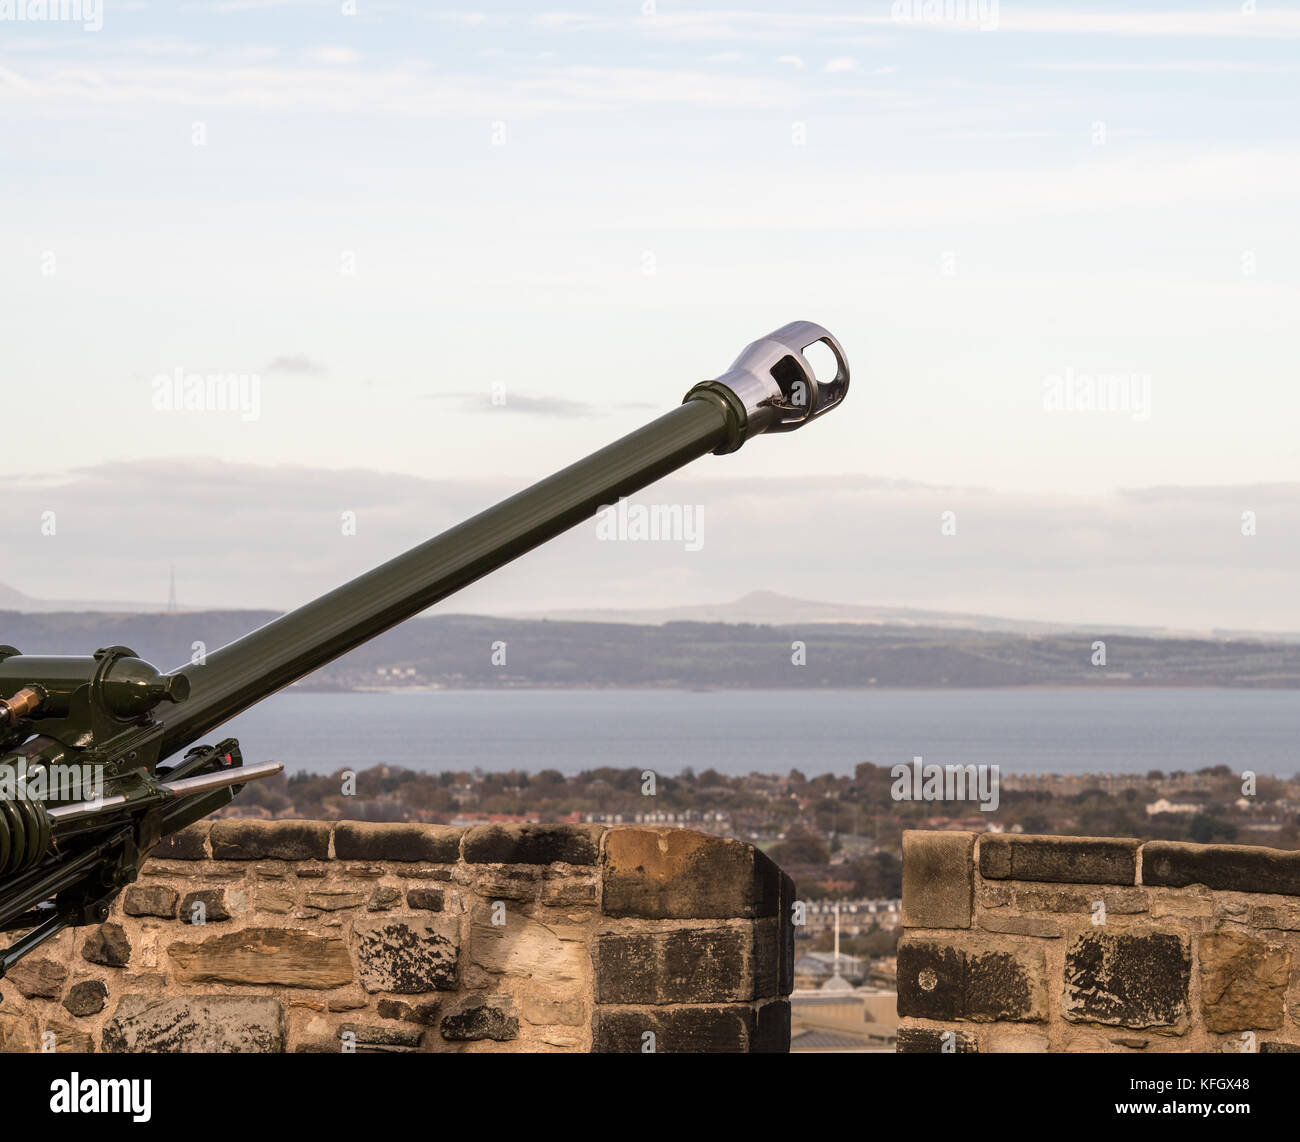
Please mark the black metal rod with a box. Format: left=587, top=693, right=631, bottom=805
left=158, top=398, right=732, bottom=757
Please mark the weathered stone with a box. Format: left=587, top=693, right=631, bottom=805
left=595, top=931, right=748, bottom=998
left=591, top=1005, right=751, bottom=1053
left=981, top=1030, right=1050, bottom=1052
left=334, top=822, right=463, bottom=863
left=468, top=905, right=587, bottom=993
left=779, top=871, right=797, bottom=996
left=896, top=1026, right=977, bottom=1053
left=1111, top=1036, right=1149, bottom=1049
left=519, top=995, right=584, bottom=1027
left=180, top=889, right=231, bottom=924
left=7, top=956, right=67, bottom=999
left=1142, top=840, right=1300, bottom=896
left=978, top=913, right=1062, bottom=938
left=753, top=1000, right=790, bottom=1053
left=344, top=864, right=385, bottom=878
left=473, top=868, right=541, bottom=901
left=255, top=888, right=296, bottom=915
left=541, top=877, right=598, bottom=907
left=0, top=1013, right=36, bottom=1052
left=353, top=918, right=459, bottom=994
left=62, top=979, right=109, bottom=1017
left=980, top=835, right=1139, bottom=885
left=602, top=827, right=780, bottom=919
left=377, top=998, right=442, bottom=1026
left=82, top=923, right=131, bottom=968
left=367, top=885, right=402, bottom=911
left=1012, top=886, right=1148, bottom=915
left=902, top=830, right=974, bottom=929
left=47, top=1023, right=93, bottom=1053
left=1199, top=932, right=1289, bottom=1032
left=966, top=947, right=1045, bottom=1021
left=594, top=928, right=748, bottom=1004
left=102, top=995, right=285, bottom=1052
left=752, top=916, right=779, bottom=998
left=294, top=863, right=327, bottom=878
left=1063, top=929, right=1190, bottom=1028
left=1249, top=903, right=1300, bottom=931
left=339, top=1022, right=424, bottom=1048
left=210, top=820, right=330, bottom=861
left=148, top=823, right=209, bottom=860
left=123, top=884, right=180, bottom=919
left=1150, top=894, right=1214, bottom=919
left=326, top=992, right=368, bottom=1012
left=253, top=862, right=287, bottom=879
left=303, top=890, right=365, bottom=911
left=897, top=937, right=1045, bottom=1023
left=168, top=928, right=353, bottom=989
left=440, top=995, right=519, bottom=1041
left=406, top=887, right=444, bottom=911
left=463, top=824, right=602, bottom=866
left=1260, top=1041, right=1300, bottom=1053
left=896, top=939, right=964, bottom=1021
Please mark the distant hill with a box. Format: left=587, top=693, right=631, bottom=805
left=2, top=608, right=1297, bottom=689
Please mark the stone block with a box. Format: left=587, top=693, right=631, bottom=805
left=594, top=927, right=748, bottom=1004
left=467, top=905, right=587, bottom=993
left=63, top=979, right=108, bottom=1017
left=602, top=827, right=780, bottom=919
left=896, top=1026, right=977, bottom=1053
left=82, top=923, right=131, bottom=968
left=979, top=835, right=1139, bottom=885
left=339, top=1022, right=424, bottom=1049
left=7, top=956, right=67, bottom=999
left=333, top=822, right=462, bottom=863
left=1142, top=841, right=1300, bottom=896
left=179, top=889, right=231, bottom=924
left=102, top=995, right=285, bottom=1053
left=902, top=830, right=975, bottom=929
left=753, top=1000, right=790, bottom=1053
left=897, top=936, right=1045, bottom=1022
left=148, top=823, right=209, bottom=860
left=210, top=820, right=330, bottom=861
left=303, top=890, right=365, bottom=912
left=462, top=824, right=602, bottom=865
left=353, top=917, right=459, bottom=994
left=1063, top=929, right=1190, bottom=1028
left=440, top=995, right=519, bottom=1042
left=591, top=1005, right=753, bottom=1053
left=168, top=928, right=353, bottom=989
left=406, top=887, right=444, bottom=911
left=1199, top=932, right=1289, bottom=1032
left=977, top=913, right=1062, bottom=938
left=123, top=885, right=180, bottom=919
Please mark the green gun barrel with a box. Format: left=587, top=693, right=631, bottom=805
left=156, top=320, right=849, bottom=758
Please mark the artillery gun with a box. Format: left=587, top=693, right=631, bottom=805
left=0, top=321, right=849, bottom=975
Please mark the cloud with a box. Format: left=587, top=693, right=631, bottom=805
left=824, top=57, right=859, bottom=74
left=420, top=392, right=654, bottom=418
left=4, top=460, right=1299, bottom=631
left=309, top=46, right=360, bottom=65
left=777, top=55, right=805, bottom=70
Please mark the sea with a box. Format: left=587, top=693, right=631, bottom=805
left=211, top=687, right=1299, bottom=779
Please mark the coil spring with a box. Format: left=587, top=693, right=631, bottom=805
left=0, top=789, right=52, bottom=874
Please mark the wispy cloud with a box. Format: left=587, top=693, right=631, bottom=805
left=265, top=355, right=327, bottom=376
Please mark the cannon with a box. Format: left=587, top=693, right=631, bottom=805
left=0, top=320, right=849, bottom=974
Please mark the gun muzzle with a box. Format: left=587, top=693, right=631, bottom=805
left=684, top=320, right=850, bottom=452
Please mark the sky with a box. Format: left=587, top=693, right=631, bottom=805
left=1, top=1, right=1297, bottom=629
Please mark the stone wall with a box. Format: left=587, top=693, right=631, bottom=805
left=0, top=822, right=793, bottom=1053
left=898, top=830, right=1300, bottom=1052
